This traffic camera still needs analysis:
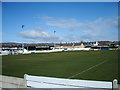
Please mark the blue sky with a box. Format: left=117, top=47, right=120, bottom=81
left=2, top=2, right=118, bottom=43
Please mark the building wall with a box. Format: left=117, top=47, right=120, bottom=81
left=55, top=43, right=85, bottom=49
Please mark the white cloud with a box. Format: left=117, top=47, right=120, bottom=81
left=46, top=17, right=118, bottom=31
left=45, top=17, right=118, bottom=41
left=46, top=18, right=83, bottom=31
left=42, top=16, right=53, bottom=20
left=19, top=16, right=118, bottom=42
left=64, top=34, right=78, bottom=41
left=84, top=18, right=118, bottom=40
left=19, top=28, right=61, bottom=42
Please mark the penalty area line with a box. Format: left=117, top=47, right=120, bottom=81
left=68, top=60, right=108, bottom=79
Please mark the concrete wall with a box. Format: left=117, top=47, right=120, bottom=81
left=0, top=75, right=27, bottom=88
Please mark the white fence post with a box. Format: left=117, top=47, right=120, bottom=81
left=24, top=74, right=28, bottom=87
left=113, top=79, right=118, bottom=89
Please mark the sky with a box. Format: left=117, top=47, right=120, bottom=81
left=2, top=2, right=118, bottom=43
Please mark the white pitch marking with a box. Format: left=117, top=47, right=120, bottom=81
left=68, top=60, right=108, bottom=79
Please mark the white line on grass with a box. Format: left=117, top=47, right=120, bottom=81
left=68, top=60, right=108, bottom=79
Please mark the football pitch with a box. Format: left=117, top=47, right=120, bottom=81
left=2, top=50, right=118, bottom=82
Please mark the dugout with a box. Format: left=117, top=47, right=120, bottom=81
left=91, top=46, right=109, bottom=50
left=24, top=46, right=52, bottom=50
left=35, top=46, right=52, bottom=50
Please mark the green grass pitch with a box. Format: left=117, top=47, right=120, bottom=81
left=2, top=50, right=118, bottom=82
